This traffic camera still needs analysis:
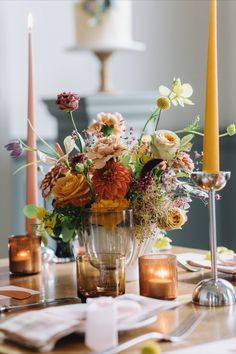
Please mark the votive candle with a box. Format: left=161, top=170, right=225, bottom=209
left=8, top=235, right=41, bottom=275
left=139, top=254, right=177, bottom=300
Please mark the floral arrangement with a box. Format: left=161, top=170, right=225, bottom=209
left=6, top=78, right=235, bottom=246
left=81, top=0, right=113, bottom=26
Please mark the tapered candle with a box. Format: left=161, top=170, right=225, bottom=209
left=203, top=0, right=219, bottom=173
left=26, top=13, right=38, bottom=235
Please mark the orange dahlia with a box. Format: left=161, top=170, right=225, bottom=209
left=91, top=160, right=131, bottom=200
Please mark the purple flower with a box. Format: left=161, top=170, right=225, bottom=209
left=56, top=92, right=80, bottom=112
left=162, top=170, right=179, bottom=191
left=173, top=196, right=192, bottom=210
left=5, top=140, right=23, bottom=158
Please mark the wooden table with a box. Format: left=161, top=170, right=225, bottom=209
left=0, top=246, right=236, bottom=354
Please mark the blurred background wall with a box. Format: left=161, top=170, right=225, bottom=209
left=0, top=0, right=235, bottom=257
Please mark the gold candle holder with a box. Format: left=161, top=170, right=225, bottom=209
left=8, top=235, right=41, bottom=275
left=139, top=254, right=177, bottom=300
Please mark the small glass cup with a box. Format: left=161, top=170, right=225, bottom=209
left=8, top=235, right=41, bottom=275
left=76, top=253, right=125, bottom=302
left=139, top=254, right=177, bottom=300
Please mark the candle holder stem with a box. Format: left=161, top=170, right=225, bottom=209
left=191, top=171, right=236, bottom=306
left=209, top=189, right=217, bottom=281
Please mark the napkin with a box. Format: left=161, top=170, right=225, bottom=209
left=177, top=253, right=236, bottom=274
left=164, top=337, right=236, bottom=353
left=0, top=305, right=86, bottom=352
left=0, top=295, right=180, bottom=352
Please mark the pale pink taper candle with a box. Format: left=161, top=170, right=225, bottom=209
left=26, top=13, right=38, bottom=235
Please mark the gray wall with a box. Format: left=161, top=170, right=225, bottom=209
left=1, top=0, right=236, bottom=257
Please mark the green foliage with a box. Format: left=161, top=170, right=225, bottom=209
left=101, top=124, right=113, bottom=137
left=119, top=154, right=130, bottom=166
left=23, top=204, right=37, bottom=219
left=180, top=134, right=194, bottom=151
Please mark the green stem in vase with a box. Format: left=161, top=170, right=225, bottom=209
left=138, top=108, right=158, bottom=150
left=155, top=109, right=162, bottom=131
left=69, top=111, right=85, bottom=153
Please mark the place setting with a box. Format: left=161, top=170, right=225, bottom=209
left=1, top=0, right=236, bottom=353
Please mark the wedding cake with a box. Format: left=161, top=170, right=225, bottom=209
left=74, top=0, right=144, bottom=50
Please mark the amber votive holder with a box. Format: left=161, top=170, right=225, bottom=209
left=76, top=253, right=125, bottom=302
left=139, top=254, right=177, bottom=300
left=8, top=235, right=42, bottom=275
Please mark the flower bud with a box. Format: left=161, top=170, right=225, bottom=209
left=226, top=124, right=236, bottom=136
left=86, top=159, right=92, bottom=166
left=156, top=96, right=171, bottom=110
left=75, top=163, right=84, bottom=173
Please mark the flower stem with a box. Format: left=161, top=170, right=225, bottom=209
left=69, top=111, right=84, bottom=152
left=174, top=129, right=204, bottom=137
left=219, top=132, right=228, bottom=138
left=138, top=108, right=158, bottom=149
left=155, top=109, right=162, bottom=130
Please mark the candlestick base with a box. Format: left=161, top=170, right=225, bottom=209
left=192, top=278, right=235, bottom=306
left=191, top=171, right=236, bottom=307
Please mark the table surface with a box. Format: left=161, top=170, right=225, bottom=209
left=0, top=246, right=236, bottom=354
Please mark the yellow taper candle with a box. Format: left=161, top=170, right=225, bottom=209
left=203, top=0, right=219, bottom=173
left=26, top=13, right=38, bottom=235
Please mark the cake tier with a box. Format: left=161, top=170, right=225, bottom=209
left=74, top=0, right=133, bottom=48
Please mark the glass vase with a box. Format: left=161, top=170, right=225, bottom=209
left=81, top=209, right=134, bottom=264
left=50, top=236, right=75, bottom=264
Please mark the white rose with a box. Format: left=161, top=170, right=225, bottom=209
left=151, top=130, right=180, bottom=160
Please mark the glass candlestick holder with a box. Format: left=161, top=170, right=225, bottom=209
left=8, top=235, right=41, bottom=275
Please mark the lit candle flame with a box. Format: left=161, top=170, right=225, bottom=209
left=28, top=13, right=33, bottom=30
left=156, top=268, right=168, bottom=278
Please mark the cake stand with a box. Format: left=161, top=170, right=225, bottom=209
left=68, top=42, right=145, bottom=93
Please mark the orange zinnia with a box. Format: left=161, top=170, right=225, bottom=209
left=92, top=160, right=131, bottom=200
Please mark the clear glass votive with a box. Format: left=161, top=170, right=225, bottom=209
left=139, top=254, right=177, bottom=300
left=76, top=253, right=125, bottom=302
left=8, top=235, right=41, bottom=275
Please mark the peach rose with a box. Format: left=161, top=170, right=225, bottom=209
left=52, top=173, right=90, bottom=208
left=151, top=130, right=180, bottom=160
left=87, top=112, right=124, bottom=136
left=87, top=135, right=127, bottom=169
left=157, top=207, right=186, bottom=231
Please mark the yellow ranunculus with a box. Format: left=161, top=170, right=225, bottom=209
left=36, top=207, right=48, bottom=221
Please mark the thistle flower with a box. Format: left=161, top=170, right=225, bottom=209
left=56, top=92, right=80, bottom=112
left=156, top=96, right=171, bottom=110
left=5, top=140, right=23, bottom=158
